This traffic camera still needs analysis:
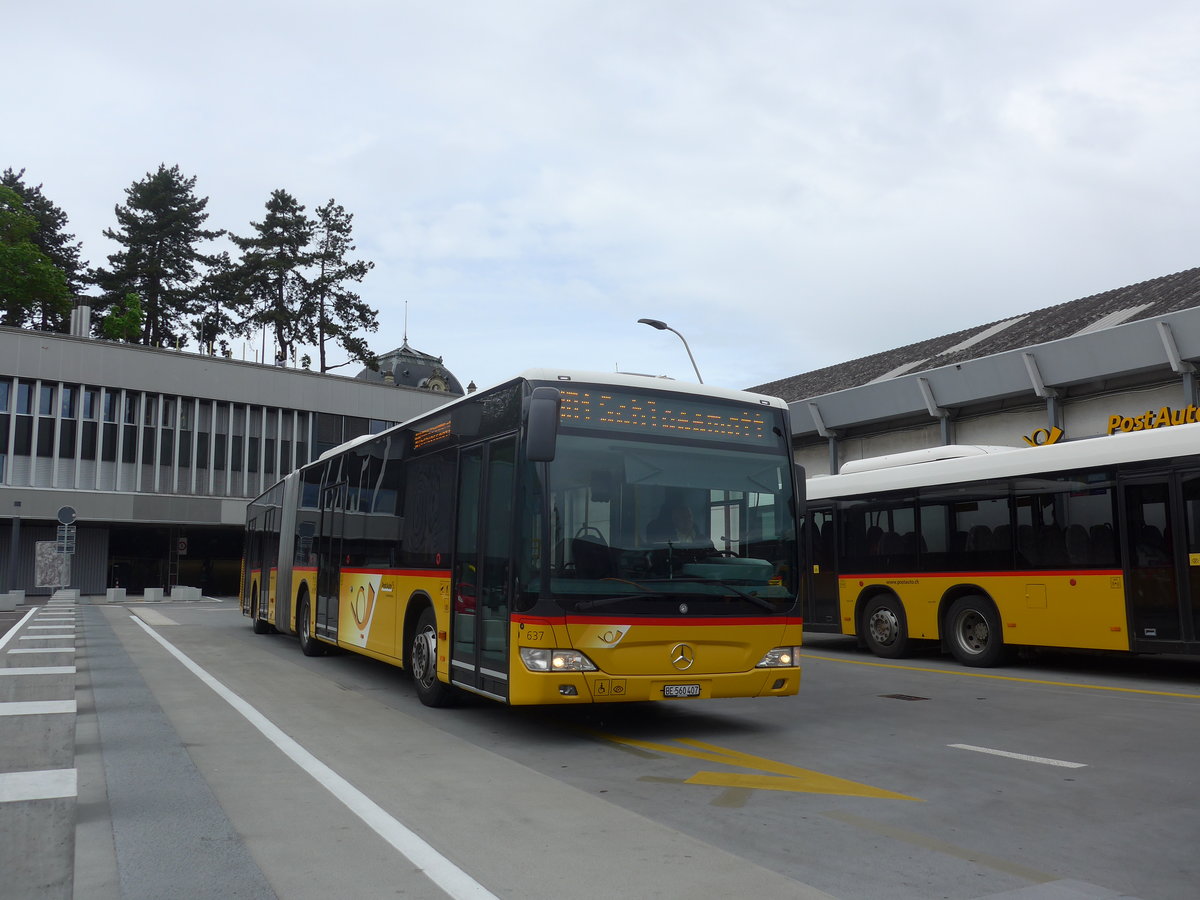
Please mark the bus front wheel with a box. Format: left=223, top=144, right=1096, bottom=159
left=862, top=594, right=910, bottom=659
left=410, top=607, right=456, bottom=708
left=946, top=597, right=1006, bottom=667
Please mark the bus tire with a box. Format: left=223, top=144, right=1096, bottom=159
left=862, top=594, right=910, bottom=659
left=297, top=593, right=324, bottom=657
left=410, top=607, right=456, bottom=708
left=251, top=590, right=271, bottom=634
left=946, top=596, right=1006, bottom=667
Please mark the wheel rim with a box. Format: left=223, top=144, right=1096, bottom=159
left=868, top=606, right=900, bottom=647
left=412, top=624, right=437, bottom=689
left=954, top=609, right=989, bottom=655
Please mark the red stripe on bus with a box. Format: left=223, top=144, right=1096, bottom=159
left=339, top=567, right=448, bottom=578
left=838, top=570, right=1123, bottom=579
left=512, top=614, right=804, bottom=627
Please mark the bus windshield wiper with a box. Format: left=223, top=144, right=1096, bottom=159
left=666, top=577, right=781, bottom=612
left=574, top=591, right=677, bottom=611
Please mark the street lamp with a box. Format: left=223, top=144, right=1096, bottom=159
left=637, top=318, right=704, bottom=383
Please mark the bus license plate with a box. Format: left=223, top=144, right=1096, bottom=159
left=663, top=683, right=701, bottom=698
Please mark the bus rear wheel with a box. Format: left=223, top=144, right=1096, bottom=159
left=297, top=594, right=324, bottom=657
left=946, top=596, right=1006, bottom=667
left=410, top=607, right=456, bottom=708
left=862, top=594, right=910, bottom=658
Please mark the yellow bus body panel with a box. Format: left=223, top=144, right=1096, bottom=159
left=267, top=568, right=278, bottom=623
left=507, top=619, right=803, bottom=705
left=838, top=572, right=1130, bottom=652
left=334, top=570, right=449, bottom=663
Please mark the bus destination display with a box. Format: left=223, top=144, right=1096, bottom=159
left=557, top=388, right=778, bottom=445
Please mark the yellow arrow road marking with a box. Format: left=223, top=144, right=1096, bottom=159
left=594, top=731, right=920, bottom=801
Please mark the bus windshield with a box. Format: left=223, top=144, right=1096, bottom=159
left=538, top=431, right=798, bottom=616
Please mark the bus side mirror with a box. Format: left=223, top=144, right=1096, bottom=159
left=527, top=387, right=561, bottom=462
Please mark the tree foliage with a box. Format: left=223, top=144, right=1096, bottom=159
left=0, top=185, right=71, bottom=328
left=92, top=164, right=222, bottom=347
left=3, top=164, right=384, bottom=373
left=308, top=199, right=378, bottom=372
left=1, top=168, right=86, bottom=330
left=100, top=292, right=144, bottom=342
left=229, top=189, right=314, bottom=364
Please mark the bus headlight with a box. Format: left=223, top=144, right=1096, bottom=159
left=520, top=647, right=598, bottom=672
left=756, top=646, right=799, bottom=668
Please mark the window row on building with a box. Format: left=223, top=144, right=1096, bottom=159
left=0, top=377, right=394, bottom=499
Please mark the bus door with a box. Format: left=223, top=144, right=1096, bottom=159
left=316, top=481, right=346, bottom=641
left=1122, top=474, right=1199, bottom=651
left=242, top=517, right=260, bottom=616
left=806, top=507, right=840, bottom=631
left=451, top=436, right=516, bottom=700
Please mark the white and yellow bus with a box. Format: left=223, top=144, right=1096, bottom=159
left=242, top=370, right=804, bottom=706
left=805, top=421, right=1200, bottom=666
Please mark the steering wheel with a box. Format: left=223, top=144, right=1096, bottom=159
left=574, top=526, right=607, bottom=544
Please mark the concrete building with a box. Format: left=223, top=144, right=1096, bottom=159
left=751, top=267, right=1200, bottom=476
left=0, top=321, right=463, bottom=597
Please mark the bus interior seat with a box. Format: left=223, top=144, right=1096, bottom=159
left=1066, top=524, right=1090, bottom=564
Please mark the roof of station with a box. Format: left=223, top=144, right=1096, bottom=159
left=750, top=267, right=1200, bottom=403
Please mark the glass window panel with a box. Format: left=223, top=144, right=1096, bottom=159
left=17, top=380, right=33, bottom=415
left=61, top=385, right=77, bottom=419
left=58, top=420, right=77, bottom=458
left=37, top=419, right=55, bottom=457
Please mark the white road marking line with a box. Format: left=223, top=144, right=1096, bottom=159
left=0, top=700, right=76, bottom=716
left=0, top=768, right=77, bottom=803
left=0, top=608, right=39, bottom=651
left=8, top=647, right=76, bottom=654
left=948, top=744, right=1087, bottom=768
left=0, top=666, right=77, bottom=676
left=128, top=615, right=498, bottom=900
left=19, top=634, right=76, bottom=640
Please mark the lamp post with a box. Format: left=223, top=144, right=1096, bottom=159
left=637, top=318, right=704, bottom=383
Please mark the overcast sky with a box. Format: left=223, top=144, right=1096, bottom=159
left=9, top=1, right=1200, bottom=393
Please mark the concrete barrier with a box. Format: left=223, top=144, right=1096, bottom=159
left=105, top=588, right=127, bottom=603
left=0, top=593, right=17, bottom=612
left=170, top=586, right=201, bottom=601
left=142, top=588, right=163, bottom=603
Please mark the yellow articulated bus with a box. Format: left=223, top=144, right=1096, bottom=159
left=241, top=369, right=804, bottom=707
left=804, top=422, right=1200, bottom=666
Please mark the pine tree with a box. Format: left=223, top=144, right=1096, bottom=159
left=1, top=169, right=85, bottom=329
left=308, top=199, right=378, bottom=372
left=92, top=164, right=222, bottom=347
left=229, top=189, right=315, bottom=365
left=191, top=251, right=240, bottom=355
left=0, top=185, right=71, bottom=328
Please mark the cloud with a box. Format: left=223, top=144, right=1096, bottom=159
left=8, top=1, right=1200, bottom=391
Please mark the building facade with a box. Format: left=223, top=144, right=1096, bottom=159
left=0, top=325, right=462, bottom=596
